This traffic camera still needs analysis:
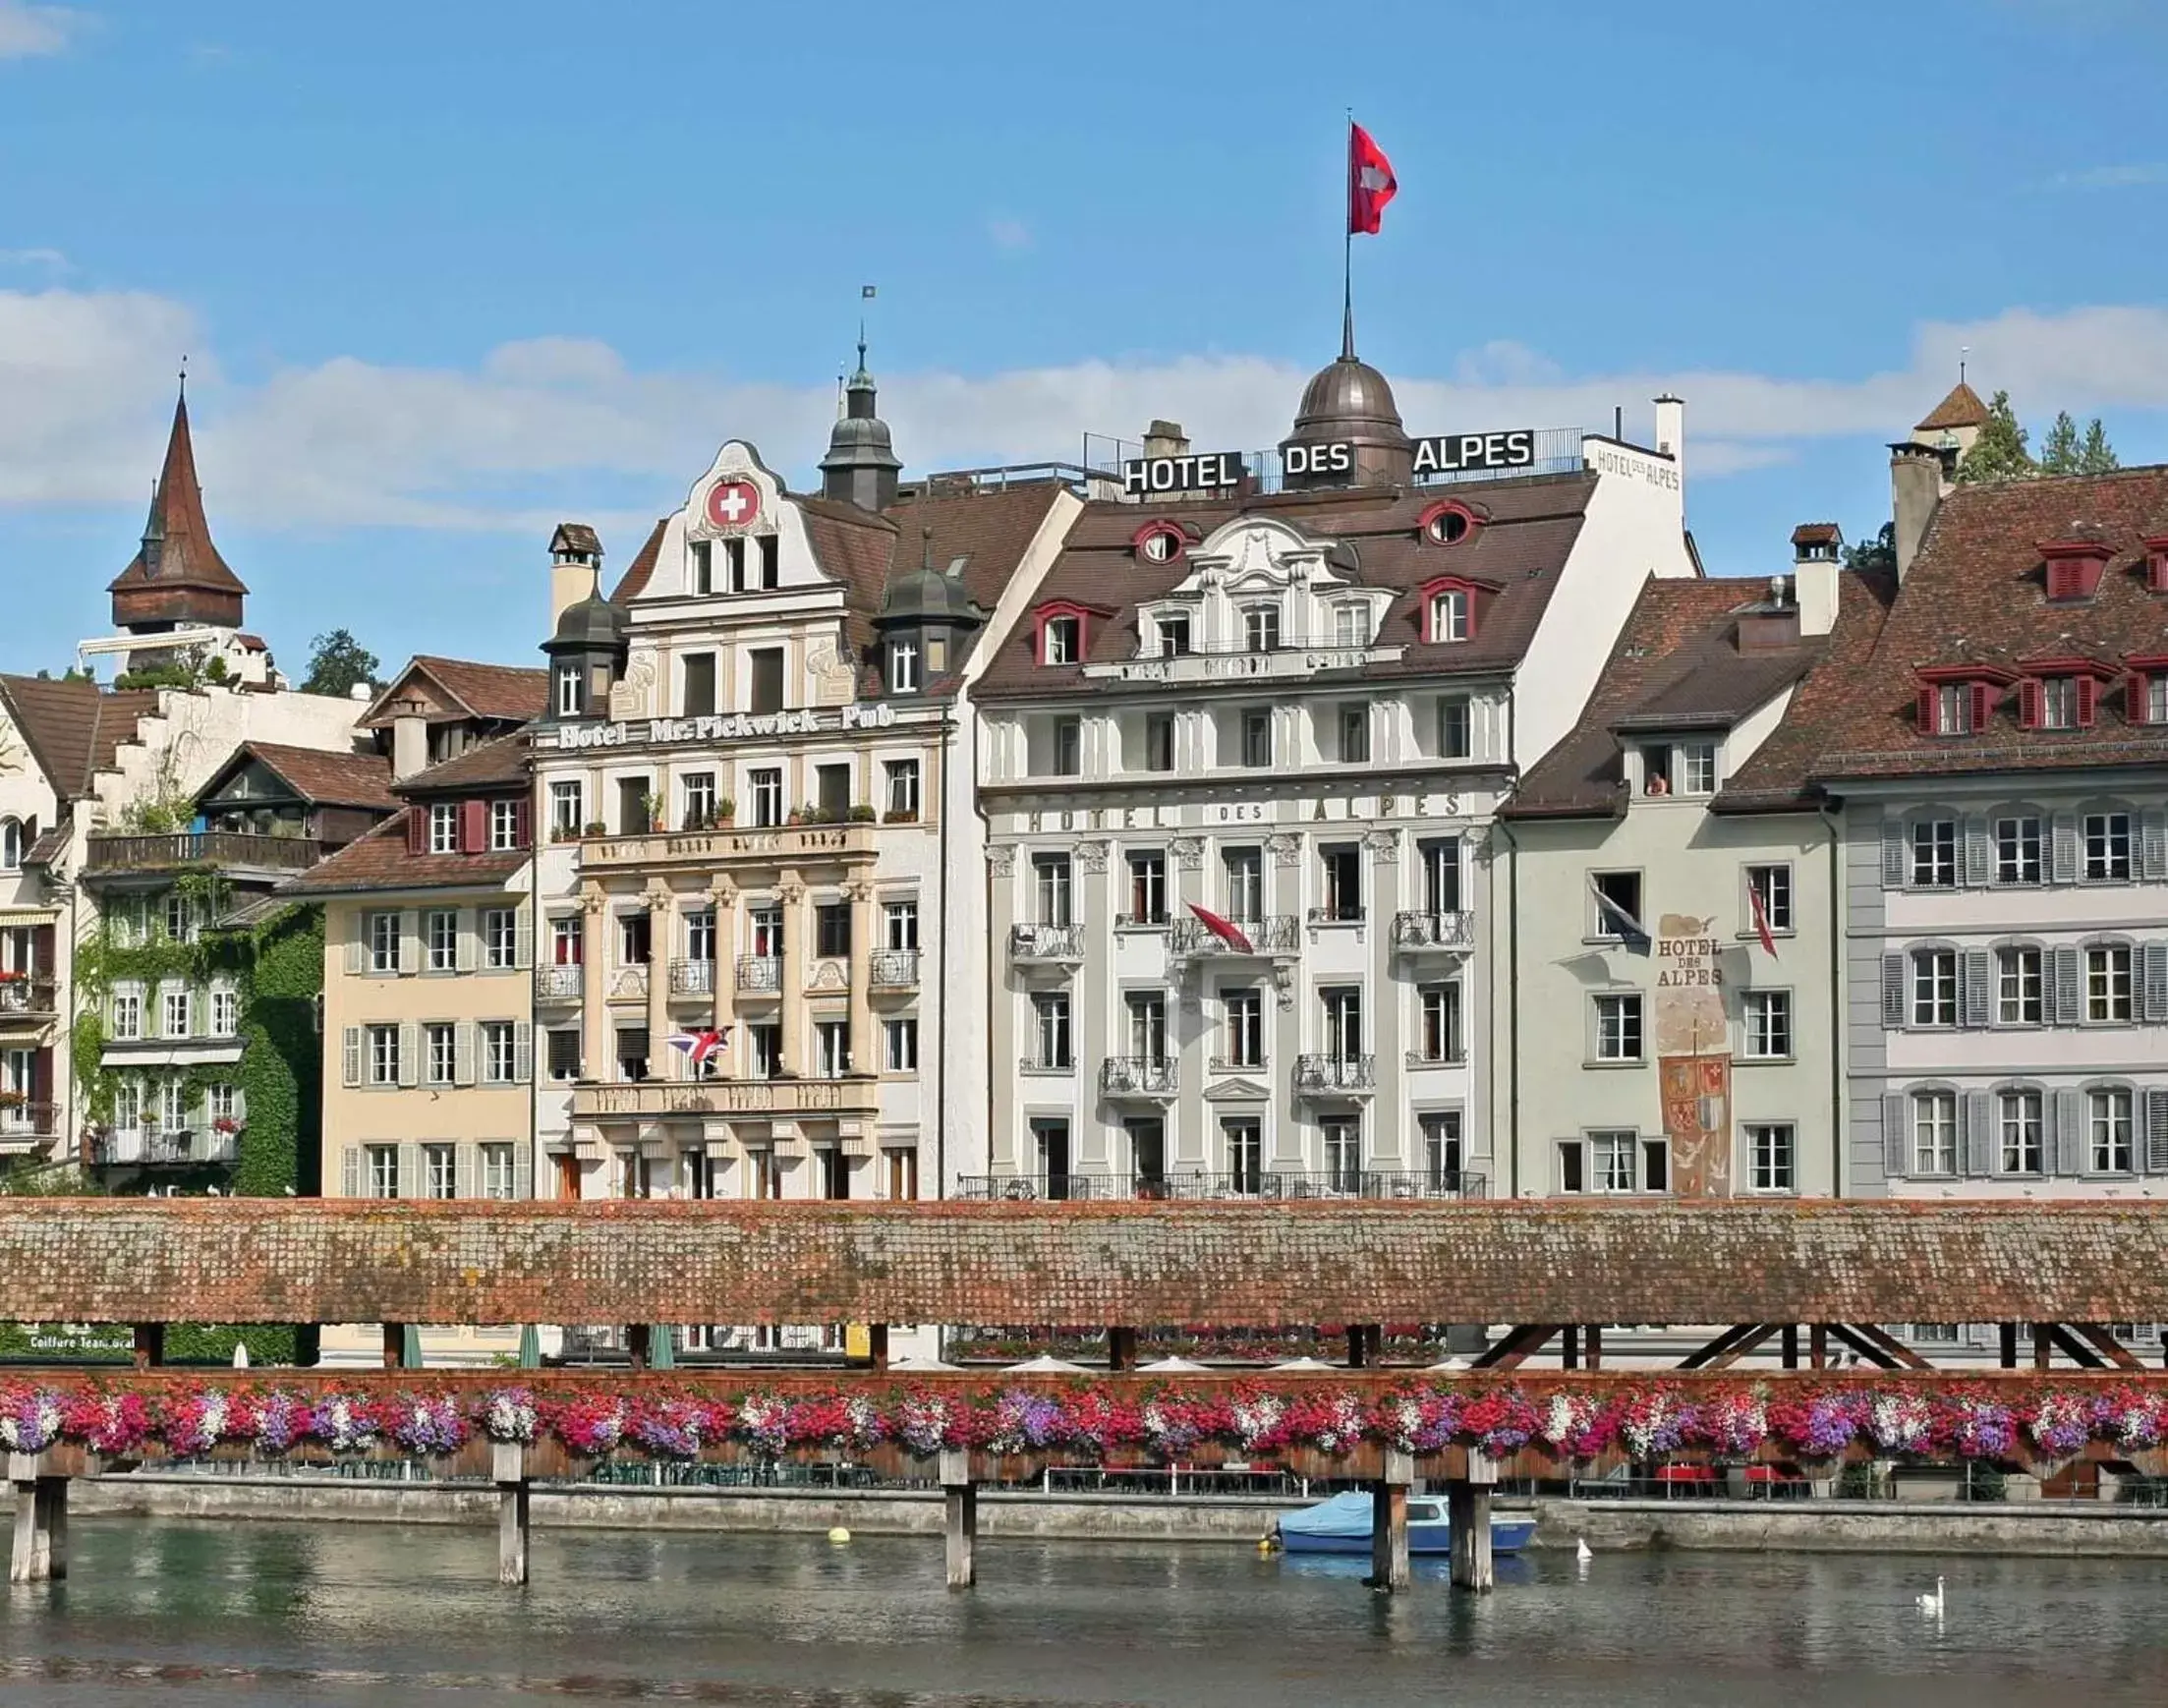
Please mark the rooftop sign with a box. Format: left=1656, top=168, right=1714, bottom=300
left=1120, top=429, right=1541, bottom=495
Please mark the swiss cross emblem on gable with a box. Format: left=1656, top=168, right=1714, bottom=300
left=705, top=481, right=761, bottom=531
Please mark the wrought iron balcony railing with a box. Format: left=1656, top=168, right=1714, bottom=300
left=955, top=1168, right=1488, bottom=1203
left=1393, top=910, right=1477, bottom=950
left=735, top=955, right=782, bottom=994
left=870, top=949, right=920, bottom=989
left=533, top=964, right=583, bottom=1000
left=670, top=958, right=717, bottom=996
left=1167, top=915, right=1300, bottom=956
left=1098, top=1055, right=1177, bottom=1098
left=1293, top=1053, right=1377, bottom=1094
left=1008, top=923, right=1085, bottom=962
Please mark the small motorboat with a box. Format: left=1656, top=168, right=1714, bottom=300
left=1273, top=1490, right=1537, bottom=1557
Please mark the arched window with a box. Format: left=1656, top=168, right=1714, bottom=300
left=0, top=818, right=20, bottom=872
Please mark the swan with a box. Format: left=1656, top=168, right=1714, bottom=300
left=1575, top=1537, right=1593, bottom=1564
left=1915, top=1575, right=1945, bottom=1615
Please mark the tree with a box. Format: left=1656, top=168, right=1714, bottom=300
left=301, top=629, right=380, bottom=698
left=2037, top=411, right=2082, bottom=475
left=1843, top=522, right=1896, bottom=575
left=2079, top=418, right=2120, bottom=475
left=1955, top=390, right=2034, bottom=484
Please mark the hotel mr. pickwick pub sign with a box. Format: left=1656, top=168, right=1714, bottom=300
left=1120, top=430, right=1539, bottom=494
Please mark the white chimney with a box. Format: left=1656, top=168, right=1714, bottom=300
left=1794, top=524, right=1841, bottom=638
left=1653, top=394, right=1685, bottom=486
left=390, top=704, right=428, bottom=781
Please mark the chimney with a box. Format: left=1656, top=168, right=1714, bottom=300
left=1142, top=419, right=1189, bottom=461
left=1793, top=523, right=1841, bottom=637
left=390, top=701, right=428, bottom=782
left=1890, top=444, right=1942, bottom=581
left=548, top=524, right=603, bottom=633
left=1652, top=394, right=1685, bottom=485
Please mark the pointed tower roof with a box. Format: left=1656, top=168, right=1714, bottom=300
left=106, top=390, right=250, bottom=600
left=1914, top=381, right=1989, bottom=434
left=819, top=336, right=903, bottom=513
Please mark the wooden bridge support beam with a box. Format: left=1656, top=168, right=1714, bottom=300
left=865, top=1324, right=890, bottom=1374
left=1583, top=1325, right=1603, bottom=1371
left=940, top=1450, right=976, bottom=1590
left=1368, top=1448, right=1413, bottom=1593
left=7, top=1458, right=67, bottom=1584
left=1448, top=1449, right=1497, bottom=1593
left=492, top=1442, right=530, bottom=1585
left=626, top=1325, right=652, bottom=1372
left=2000, top=1322, right=2020, bottom=1369
left=1106, top=1327, right=1137, bottom=1372
left=1561, top=1327, right=1579, bottom=1370
left=1781, top=1325, right=1799, bottom=1370
left=1346, top=1324, right=1381, bottom=1370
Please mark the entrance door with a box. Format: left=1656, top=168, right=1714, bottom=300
left=1126, top=1117, right=1166, bottom=1198
left=552, top=1151, right=583, bottom=1201
left=1032, top=1117, right=1071, bottom=1200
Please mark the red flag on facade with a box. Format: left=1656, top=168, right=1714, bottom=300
left=1187, top=903, right=1254, bottom=955
left=1747, top=882, right=1779, bottom=959
left=1347, top=123, right=1398, bottom=236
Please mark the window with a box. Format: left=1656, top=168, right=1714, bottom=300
left=1420, top=838, right=1463, bottom=915
left=681, top=771, right=717, bottom=830
left=367, top=1145, right=400, bottom=1200
left=719, top=536, right=748, bottom=592
left=2085, top=944, right=2133, bottom=1022
left=885, top=1147, right=920, bottom=1203
left=618, top=912, right=652, bottom=967
left=481, top=1143, right=516, bottom=1201
left=1126, top=991, right=1168, bottom=1063
left=1676, top=740, right=1717, bottom=795
left=161, top=988, right=192, bottom=1039
left=1032, top=991, right=1072, bottom=1068
left=545, top=1029, right=581, bottom=1082
left=1997, top=947, right=2043, bottom=1025
left=2084, top=812, right=2133, bottom=881
left=1593, top=994, right=1643, bottom=1061
left=549, top=780, right=583, bottom=838
left=1223, top=988, right=1264, bottom=1067
left=1126, top=850, right=1167, bottom=925
left=1319, top=844, right=1361, bottom=922
left=480, top=907, right=517, bottom=971
left=163, top=892, right=198, bottom=943
left=110, top=990, right=142, bottom=1040
left=1043, top=615, right=1080, bottom=665
left=1911, top=819, right=1956, bottom=887
left=819, top=1145, right=850, bottom=1201
left=1590, top=871, right=1642, bottom=939
left=1745, top=864, right=1792, bottom=935
left=0, top=819, right=20, bottom=871
left=1322, top=1117, right=1362, bottom=1191
left=1933, top=682, right=1972, bottom=736
left=200, top=987, right=237, bottom=1038
left=2090, top=1087, right=2135, bottom=1172
left=1333, top=602, right=1370, bottom=649
left=883, top=900, right=918, bottom=949
left=884, top=1017, right=919, bottom=1073
left=1999, top=1090, right=2043, bottom=1174
left=816, top=762, right=850, bottom=822
left=816, top=902, right=851, bottom=959
left=1053, top=716, right=1082, bottom=776
left=689, top=539, right=714, bottom=596
left=816, top=1020, right=852, bottom=1078
left=758, top=534, right=779, bottom=588
left=111, top=1080, right=142, bottom=1134
left=428, top=802, right=459, bottom=854
left=1429, top=588, right=1470, bottom=644
left=1420, top=1111, right=1463, bottom=1191
left=1438, top=696, right=1472, bottom=760
left=482, top=1020, right=517, bottom=1084
left=1418, top=983, right=1462, bottom=1062
left=1243, top=604, right=1282, bottom=654
left=1224, top=847, right=1263, bottom=921
left=2150, top=675, right=2168, bottom=726
left=1910, top=948, right=1957, bottom=1026
left=884, top=759, right=921, bottom=820
left=1155, top=613, right=1191, bottom=656
left=748, top=1023, right=781, bottom=1079
left=1144, top=712, right=1174, bottom=773
left=423, top=1143, right=457, bottom=1201
left=1995, top=816, right=2042, bottom=884
left=683, top=907, right=715, bottom=966
left=888, top=639, right=921, bottom=694
left=488, top=799, right=521, bottom=851
left=555, top=663, right=582, bottom=719
left=1338, top=703, right=1371, bottom=764
left=1742, top=991, right=1792, bottom=1059
left=205, top=1082, right=237, bottom=1124
left=1225, top=1117, right=1264, bottom=1194
left=1033, top=853, right=1072, bottom=926
left=1911, top=1090, right=1957, bottom=1175
left=426, top=909, right=458, bottom=973
left=1746, top=1123, right=1796, bottom=1193
left=747, top=1148, right=783, bottom=1200
left=749, top=768, right=783, bottom=827
left=1321, top=986, right=1363, bottom=1058
left=2038, top=675, right=2079, bottom=730
left=1591, top=1130, right=1638, bottom=1193
left=615, top=1027, right=650, bottom=1083
left=747, top=647, right=785, bottom=713
left=1239, top=708, right=1273, bottom=768
left=749, top=905, right=784, bottom=956
left=367, top=1024, right=400, bottom=1087
left=681, top=653, right=716, bottom=716
left=616, top=775, right=652, bottom=836
left=1557, top=1141, right=1585, bottom=1194
left=424, top=1022, right=456, bottom=1087
left=550, top=917, right=584, bottom=968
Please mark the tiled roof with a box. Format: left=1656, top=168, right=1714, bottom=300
left=104, top=395, right=249, bottom=597
left=279, top=811, right=528, bottom=897
left=1914, top=381, right=1990, bottom=433
left=1790, top=522, right=1842, bottom=546
left=607, top=518, right=667, bottom=603
left=221, top=742, right=397, bottom=811
left=393, top=730, right=531, bottom=796
left=1506, top=579, right=1824, bottom=819
left=1799, top=466, right=2168, bottom=784
left=2, top=1199, right=2167, bottom=1327
left=974, top=473, right=1599, bottom=702
left=0, top=675, right=161, bottom=799
left=363, top=655, right=548, bottom=727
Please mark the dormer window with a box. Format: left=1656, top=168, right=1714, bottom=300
left=1914, top=668, right=2008, bottom=736
left=2041, top=538, right=2113, bottom=602
left=888, top=639, right=920, bottom=694
left=2039, top=675, right=2080, bottom=730
left=1332, top=602, right=1371, bottom=648
left=690, top=539, right=713, bottom=596
left=1243, top=604, right=1282, bottom=654
left=2142, top=535, right=2168, bottom=594
left=1154, top=612, right=1192, bottom=656
left=2017, top=658, right=2111, bottom=730
left=1134, top=522, right=1187, bottom=566
left=2128, top=655, right=2168, bottom=725
left=1422, top=580, right=1475, bottom=644
left=1044, top=615, right=1080, bottom=665
left=555, top=663, right=583, bottom=719
left=1418, top=500, right=1479, bottom=547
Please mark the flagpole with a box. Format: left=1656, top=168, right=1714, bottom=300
left=1341, top=111, right=1355, bottom=361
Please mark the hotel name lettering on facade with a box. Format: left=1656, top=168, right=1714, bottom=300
left=584, top=1080, right=860, bottom=1117
left=1120, top=429, right=1538, bottom=494
left=548, top=703, right=900, bottom=751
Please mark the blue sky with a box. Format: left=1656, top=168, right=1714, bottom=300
left=6, top=0, right=2168, bottom=677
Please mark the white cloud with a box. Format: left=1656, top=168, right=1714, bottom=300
left=0, top=247, right=67, bottom=271
left=7, top=287, right=2168, bottom=540
left=987, top=217, right=1032, bottom=252
left=0, top=1, right=81, bottom=58
left=2046, top=162, right=2168, bottom=190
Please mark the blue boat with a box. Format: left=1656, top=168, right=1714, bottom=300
left=1274, top=1490, right=1538, bottom=1557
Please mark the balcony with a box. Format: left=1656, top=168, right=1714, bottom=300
left=86, top=1125, right=238, bottom=1167
left=1168, top=915, right=1299, bottom=959
left=1098, top=1055, right=1177, bottom=1101
left=956, top=1168, right=1488, bottom=1202
left=0, top=974, right=58, bottom=1023
left=1306, top=904, right=1366, bottom=928
left=534, top=964, right=582, bottom=1002
left=670, top=958, right=717, bottom=996
left=84, top=831, right=319, bottom=879
left=1008, top=923, right=1084, bottom=967
left=736, top=955, right=783, bottom=995
left=0, top=1103, right=59, bottom=1149
left=870, top=949, right=920, bottom=990
left=571, top=1074, right=881, bottom=1124
left=1393, top=910, right=1476, bottom=953
left=1293, top=1053, right=1377, bottom=1098
left=580, top=822, right=876, bottom=873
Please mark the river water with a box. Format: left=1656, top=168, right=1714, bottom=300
left=4, top=1520, right=2165, bottom=1706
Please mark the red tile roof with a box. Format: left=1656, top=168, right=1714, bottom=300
left=280, top=811, right=529, bottom=896
left=104, top=395, right=249, bottom=598
left=219, top=742, right=398, bottom=811
left=607, top=518, right=668, bottom=603
left=1914, top=381, right=1990, bottom=433
left=0, top=675, right=161, bottom=799
left=393, top=731, right=531, bottom=796
left=1790, top=522, right=1842, bottom=547
left=362, top=655, right=548, bottom=728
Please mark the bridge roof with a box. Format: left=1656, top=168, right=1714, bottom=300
left=6, top=1199, right=2167, bottom=1328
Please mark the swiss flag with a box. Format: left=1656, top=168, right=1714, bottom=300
left=1347, top=123, right=1397, bottom=236
left=1187, top=903, right=1254, bottom=955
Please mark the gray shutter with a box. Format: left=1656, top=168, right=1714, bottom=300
left=397, top=911, right=421, bottom=975
left=2141, top=809, right=2168, bottom=882
left=2141, top=941, right=2168, bottom=1024
left=455, top=909, right=478, bottom=974
left=397, top=1142, right=420, bottom=1201
left=2051, top=813, right=2080, bottom=883
left=513, top=1143, right=535, bottom=1201
left=1964, top=1089, right=1993, bottom=1176
left=1881, top=953, right=1908, bottom=1029
left=341, top=1026, right=362, bottom=1089
left=2054, top=1088, right=2085, bottom=1175
left=1882, top=1093, right=1909, bottom=1180
left=1961, top=948, right=1992, bottom=1027
left=397, top=1021, right=421, bottom=1089
left=1881, top=818, right=1907, bottom=887
left=454, top=1143, right=473, bottom=1201
left=343, top=914, right=366, bottom=976
left=453, top=1022, right=476, bottom=1087
left=2145, top=1089, right=2168, bottom=1175
left=2052, top=946, right=2083, bottom=1024
left=339, top=1144, right=360, bottom=1198
left=513, top=1020, right=533, bottom=1084
left=1964, top=815, right=1993, bottom=886
left=515, top=904, right=535, bottom=971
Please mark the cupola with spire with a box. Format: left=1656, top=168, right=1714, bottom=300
left=819, top=338, right=903, bottom=513
left=1278, top=302, right=1412, bottom=490
left=108, top=384, right=250, bottom=635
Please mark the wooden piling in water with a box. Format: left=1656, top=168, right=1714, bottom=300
left=8, top=1457, right=68, bottom=1584
left=941, top=1449, right=976, bottom=1588
left=492, top=1442, right=530, bottom=1586
left=1370, top=1448, right=1412, bottom=1592
left=1448, top=1449, right=1497, bottom=1593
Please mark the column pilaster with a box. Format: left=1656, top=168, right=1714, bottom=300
left=778, top=871, right=807, bottom=1077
